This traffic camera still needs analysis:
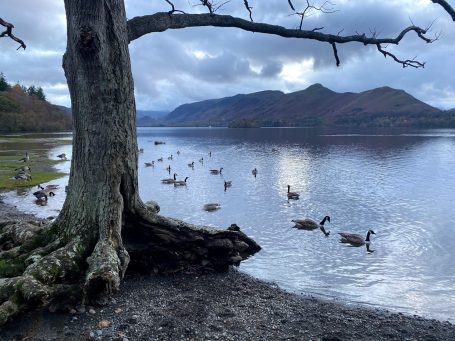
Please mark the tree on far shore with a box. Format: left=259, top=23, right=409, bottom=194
left=0, top=0, right=454, bottom=326
left=0, top=72, right=10, bottom=91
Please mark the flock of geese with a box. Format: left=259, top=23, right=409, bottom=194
left=142, top=146, right=377, bottom=250
left=13, top=148, right=377, bottom=250
left=13, top=151, right=65, bottom=202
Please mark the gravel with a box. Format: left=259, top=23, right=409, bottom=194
left=1, top=198, right=454, bottom=340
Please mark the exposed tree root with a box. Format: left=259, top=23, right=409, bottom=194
left=0, top=202, right=261, bottom=326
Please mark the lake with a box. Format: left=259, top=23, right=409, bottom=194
left=3, top=127, right=455, bottom=322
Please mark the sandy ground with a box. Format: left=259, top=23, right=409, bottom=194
left=1, top=197, right=454, bottom=341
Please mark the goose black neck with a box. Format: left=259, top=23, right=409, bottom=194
left=320, top=216, right=329, bottom=225
left=365, top=231, right=371, bottom=241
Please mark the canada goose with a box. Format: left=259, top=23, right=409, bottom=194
left=18, top=152, right=29, bottom=163
left=287, top=185, right=299, bottom=200
left=224, top=181, right=232, bottom=191
left=199, top=157, right=204, bottom=163
left=210, top=167, right=223, bottom=175
left=145, top=161, right=154, bottom=167
left=38, top=184, right=59, bottom=191
left=252, top=168, right=258, bottom=177
left=138, top=148, right=144, bottom=153
left=15, top=165, right=31, bottom=172
left=209, top=151, right=212, bottom=157
left=57, top=153, right=67, bottom=160
left=168, top=154, right=173, bottom=160
left=161, top=173, right=177, bottom=184
left=177, top=150, right=180, bottom=155
left=292, top=216, right=330, bottom=230
left=33, top=189, right=55, bottom=201
left=166, top=165, right=171, bottom=173
left=154, top=141, right=165, bottom=145
left=174, top=177, right=189, bottom=186
left=188, top=161, right=194, bottom=168
left=203, top=203, right=221, bottom=211
left=157, top=157, right=163, bottom=162
left=15, top=172, right=32, bottom=182
left=339, top=230, right=376, bottom=246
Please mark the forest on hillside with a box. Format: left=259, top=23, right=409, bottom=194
left=0, top=72, right=72, bottom=132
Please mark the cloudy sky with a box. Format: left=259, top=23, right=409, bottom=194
left=1, top=0, right=454, bottom=111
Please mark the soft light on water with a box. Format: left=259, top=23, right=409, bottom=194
left=4, top=127, right=455, bottom=321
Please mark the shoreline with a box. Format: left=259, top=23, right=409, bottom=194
left=1, top=199, right=454, bottom=340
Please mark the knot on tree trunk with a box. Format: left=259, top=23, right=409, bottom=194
left=77, top=26, right=100, bottom=56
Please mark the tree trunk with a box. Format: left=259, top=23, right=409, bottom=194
left=0, top=0, right=259, bottom=325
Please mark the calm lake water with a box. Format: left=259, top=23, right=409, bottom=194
left=3, top=127, right=455, bottom=322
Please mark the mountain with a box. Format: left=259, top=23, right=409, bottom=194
left=0, top=86, right=72, bottom=132
left=162, top=84, right=451, bottom=128
left=136, top=110, right=169, bottom=126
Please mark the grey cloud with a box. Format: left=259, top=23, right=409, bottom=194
left=1, top=1, right=454, bottom=110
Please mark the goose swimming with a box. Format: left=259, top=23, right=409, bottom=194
left=339, top=230, right=376, bottom=246
left=292, top=216, right=330, bottom=230
left=287, top=185, right=299, bottom=200
left=161, top=173, right=177, bottom=184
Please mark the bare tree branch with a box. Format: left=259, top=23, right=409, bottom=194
left=127, top=12, right=433, bottom=67
left=376, top=44, right=425, bottom=68
left=431, top=0, right=455, bottom=21
left=243, top=0, right=253, bottom=22
left=288, top=0, right=296, bottom=11
left=293, top=0, right=337, bottom=30
left=163, top=0, right=186, bottom=14
left=331, top=42, right=340, bottom=66
left=0, top=17, right=26, bottom=50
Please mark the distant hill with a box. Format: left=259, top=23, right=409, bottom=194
left=136, top=110, right=169, bottom=126
left=0, top=86, right=72, bottom=133
left=161, top=84, right=454, bottom=128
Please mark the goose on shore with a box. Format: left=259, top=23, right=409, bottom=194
left=210, top=167, right=223, bottom=175
left=287, top=185, right=299, bottom=200
left=145, top=161, right=155, bottom=167
left=57, top=153, right=67, bottom=160
left=15, top=165, right=31, bottom=172
left=203, top=203, right=221, bottom=211
left=138, top=148, right=144, bottom=153
left=174, top=177, right=189, bottom=186
left=18, top=152, right=29, bottom=163
left=339, top=230, right=376, bottom=246
left=15, top=172, right=32, bottom=182
left=161, top=173, right=177, bottom=184
left=292, top=216, right=330, bottom=230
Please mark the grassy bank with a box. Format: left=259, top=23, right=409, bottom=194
left=0, top=134, right=71, bottom=190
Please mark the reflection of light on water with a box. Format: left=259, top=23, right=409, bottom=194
left=3, top=128, right=455, bottom=322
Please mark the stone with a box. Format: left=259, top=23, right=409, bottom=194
left=98, top=319, right=111, bottom=328
left=89, top=308, right=96, bottom=315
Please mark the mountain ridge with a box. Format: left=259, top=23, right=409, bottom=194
left=157, top=84, right=454, bottom=128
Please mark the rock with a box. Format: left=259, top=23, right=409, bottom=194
left=115, top=308, right=123, bottom=314
left=77, top=305, right=86, bottom=313
left=96, top=329, right=103, bottom=336
left=98, top=319, right=111, bottom=328
left=126, top=315, right=138, bottom=324
left=89, top=308, right=96, bottom=315
left=69, top=308, right=77, bottom=314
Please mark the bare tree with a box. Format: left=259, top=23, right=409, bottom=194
left=0, top=0, right=454, bottom=325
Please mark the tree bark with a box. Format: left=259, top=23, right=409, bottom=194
left=0, top=0, right=260, bottom=325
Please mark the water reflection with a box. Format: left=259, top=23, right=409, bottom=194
left=3, top=127, right=455, bottom=322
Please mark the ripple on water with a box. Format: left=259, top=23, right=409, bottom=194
left=5, top=127, right=455, bottom=322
